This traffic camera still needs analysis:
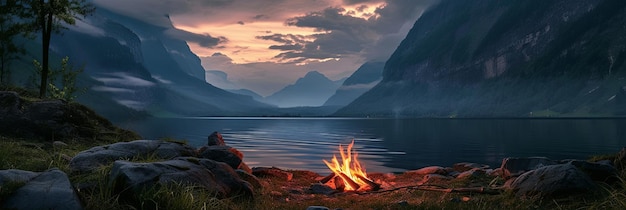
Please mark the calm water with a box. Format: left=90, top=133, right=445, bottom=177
left=119, top=117, right=626, bottom=174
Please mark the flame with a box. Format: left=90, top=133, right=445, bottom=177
left=323, top=140, right=371, bottom=191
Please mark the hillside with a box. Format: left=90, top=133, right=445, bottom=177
left=13, top=8, right=273, bottom=121
left=324, top=62, right=384, bottom=106
left=337, top=0, right=626, bottom=117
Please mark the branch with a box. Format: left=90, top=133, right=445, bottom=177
left=357, top=184, right=503, bottom=195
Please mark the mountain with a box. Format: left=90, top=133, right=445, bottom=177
left=324, top=62, right=384, bottom=106
left=264, top=71, right=342, bottom=108
left=337, top=0, right=626, bottom=117
left=35, top=8, right=273, bottom=120
left=227, top=88, right=265, bottom=102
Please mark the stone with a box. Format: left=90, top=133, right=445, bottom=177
left=306, top=206, right=330, bottom=210
left=208, top=131, right=226, bottom=146
left=238, top=162, right=253, bottom=173
left=198, top=145, right=244, bottom=169
left=236, top=169, right=262, bottom=189
left=252, top=167, right=293, bottom=181
left=0, top=169, right=39, bottom=185
left=397, top=200, right=409, bottom=206
left=615, top=147, right=626, bottom=170
left=420, top=174, right=453, bottom=184
left=500, top=157, right=557, bottom=179
left=0, top=91, right=22, bottom=116
left=2, top=168, right=83, bottom=210
left=508, top=163, right=596, bottom=198
left=109, top=157, right=253, bottom=199
left=153, top=141, right=197, bottom=159
left=568, top=160, right=618, bottom=183
left=405, top=166, right=448, bottom=175
left=309, top=183, right=334, bottom=195
left=456, top=168, right=487, bottom=179
left=70, top=140, right=196, bottom=173
left=453, top=162, right=490, bottom=172
left=488, top=168, right=502, bottom=177
left=53, top=141, right=68, bottom=148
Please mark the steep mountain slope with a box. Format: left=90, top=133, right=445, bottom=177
left=264, top=71, right=342, bottom=107
left=48, top=8, right=272, bottom=120
left=338, top=0, right=626, bottom=117
left=324, top=62, right=384, bottom=106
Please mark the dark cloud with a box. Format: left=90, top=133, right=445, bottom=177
left=269, top=44, right=303, bottom=51
left=165, top=28, right=227, bottom=48
left=256, top=34, right=308, bottom=45
left=237, top=21, right=245, bottom=25
left=370, top=0, right=438, bottom=33
left=255, top=0, right=438, bottom=62
left=343, top=0, right=382, bottom=5
left=253, top=14, right=269, bottom=20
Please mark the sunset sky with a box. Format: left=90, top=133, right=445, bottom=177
left=93, top=0, right=437, bottom=96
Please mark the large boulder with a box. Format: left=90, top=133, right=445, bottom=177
left=198, top=145, right=244, bottom=170
left=1, top=168, right=83, bottom=210
left=500, top=157, right=557, bottom=179
left=508, top=163, right=596, bottom=198
left=70, top=140, right=196, bottom=173
left=0, top=169, right=39, bottom=185
left=567, top=160, right=618, bottom=183
left=109, top=157, right=253, bottom=199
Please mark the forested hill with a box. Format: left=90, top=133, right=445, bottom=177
left=337, top=0, right=626, bottom=117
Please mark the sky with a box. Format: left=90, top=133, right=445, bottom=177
left=93, top=0, right=437, bottom=96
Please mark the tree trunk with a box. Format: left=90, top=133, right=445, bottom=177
left=38, top=0, right=53, bottom=98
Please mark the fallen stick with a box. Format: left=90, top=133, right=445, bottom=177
left=412, top=186, right=500, bottom=194
left=358, top=184, right=502, bottom=195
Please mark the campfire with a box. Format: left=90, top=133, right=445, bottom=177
left=320, top=140, right=381, bottom=192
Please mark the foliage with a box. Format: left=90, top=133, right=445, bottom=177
left=32, top=56, right=84, bottom=101
left=21, top=0, right=95, bottom=98
left=0, top=0, right=30, bottom=84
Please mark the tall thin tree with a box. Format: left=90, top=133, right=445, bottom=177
left=25, top=0, right=94, bottom=97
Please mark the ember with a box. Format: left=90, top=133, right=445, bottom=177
left=322, top=140, right=380, bottom=192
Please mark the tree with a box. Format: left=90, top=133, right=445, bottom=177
left=0, top=0, right=28, bottom=84
left=24, top=0, right=94, bottom=98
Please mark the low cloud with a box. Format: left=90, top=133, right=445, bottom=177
left=164, top=28, right=227, bottom=48
left=339, top=79, right=381, bottom=90
left=92, top=73, right=156, bottom=87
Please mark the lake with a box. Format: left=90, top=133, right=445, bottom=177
left=119, top=117, right=626, bottom=174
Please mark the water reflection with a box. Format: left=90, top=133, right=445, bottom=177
left=120, top=117, right=626, bottom=174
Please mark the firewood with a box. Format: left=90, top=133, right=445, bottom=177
left=334, top=176, right=345, bottom=192
left=356, top=174, right=381, bottom=191
left=320, top=173, right=336, bottom=184
left=338, top=172, right=361, bottom=190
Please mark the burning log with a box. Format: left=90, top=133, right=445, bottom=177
left=320, top=173, right=336, bottom=184
left=334, top=176, right=345, bottom=192
left=338, top=172, right=361, bottom=190
left=356, top=174, right=381, bottom=191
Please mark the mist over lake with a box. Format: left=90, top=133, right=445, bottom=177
left=120, top=117, right=626, bottom=174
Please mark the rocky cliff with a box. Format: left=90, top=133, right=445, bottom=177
left=32, top=8, right=273, bottom=120
left=324, top=62, right=384, bottom=106
left=337, top=0, right=626, bottom=117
